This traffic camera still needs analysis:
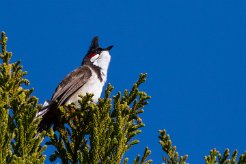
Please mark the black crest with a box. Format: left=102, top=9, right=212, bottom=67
left=89, top=36, right=99, bottom=51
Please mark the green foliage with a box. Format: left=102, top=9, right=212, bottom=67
left=46, top=74, right=151, bottom=163
left=205, top=148, right=246, bottom=164
left=0, top=32, right=46, bottom=163
left=159, top=129, right=246, bottom=164
left=159, top=130, right=188, bottom=164
left=132, top=147, right=152, bottom=164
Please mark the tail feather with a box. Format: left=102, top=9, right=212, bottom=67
left=36, top=100, right=51, bottom=118
left=36, top=100, right=57, bottom=133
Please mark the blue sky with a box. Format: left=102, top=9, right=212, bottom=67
left=1, top=0, right=246, bottom=163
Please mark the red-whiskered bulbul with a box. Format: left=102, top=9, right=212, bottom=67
left=37, top=36, right=113, bottom=132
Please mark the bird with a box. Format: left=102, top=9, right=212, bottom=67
left=36, top=36, right=113, bottom=132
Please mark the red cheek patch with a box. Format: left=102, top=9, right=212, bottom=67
left=88, top=53, right=96, bottom=59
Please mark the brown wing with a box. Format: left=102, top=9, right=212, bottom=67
left=51, top=65, right=92, bottom=106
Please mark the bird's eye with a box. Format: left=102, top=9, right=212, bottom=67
left=96, top=48, right=103, bottom=53
left=95, top=49, right=101, bottom=54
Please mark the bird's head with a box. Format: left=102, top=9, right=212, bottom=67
left=83, top=36, right=113, bottom=68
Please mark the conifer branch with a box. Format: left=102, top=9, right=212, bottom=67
left=133, top=147, right=152, bottom=164
left=205, top=148, right=246, bottom=164
left=0, top=32, right=46, bottom=163
left=159, top=130, right=188, bottom=164
left=238, top=152, right=246, bottom=164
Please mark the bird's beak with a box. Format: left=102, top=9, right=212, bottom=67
left=105, top=45, right=113, bottom=51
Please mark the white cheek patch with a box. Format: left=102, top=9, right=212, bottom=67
left=90, top=54, right=99, bottom=62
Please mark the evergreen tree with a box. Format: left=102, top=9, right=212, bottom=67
left=0, top=32, right=46, bottom=163
left=1, top=32, right=245, bottom=164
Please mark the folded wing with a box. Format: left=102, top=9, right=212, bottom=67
left=52, top=65, right=92, bottom=106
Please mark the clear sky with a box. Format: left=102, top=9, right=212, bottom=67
left=1, top=0, right=246, bottom=163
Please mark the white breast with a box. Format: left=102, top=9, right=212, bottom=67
left=66, top=50, right=111, bottom=105
left=66, top=68, right=106, bottom=105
